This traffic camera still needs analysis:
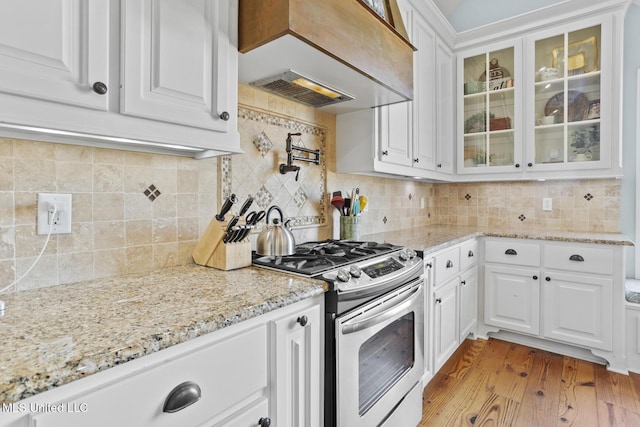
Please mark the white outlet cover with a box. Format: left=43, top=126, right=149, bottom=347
left=37, top=193, right=72, bottom=235
left=542, top=197, right=552, bottom=211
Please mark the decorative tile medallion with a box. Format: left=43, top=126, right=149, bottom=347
left=253, top=131, right=273, bottom=157
left=143, top=184, right=161, bottom=202
left=465, top=194, right=472, bottom=200
left=221, top=106, right=327, bottom=227
left=518, top=214, right=526, bottom=221
left=584, top=193, right=594, bottom=201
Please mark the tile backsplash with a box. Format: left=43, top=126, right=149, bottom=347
left=0, top=84, right=621, bottom=291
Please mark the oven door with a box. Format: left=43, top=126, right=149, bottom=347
left=335, top=278, right=424, bottom=427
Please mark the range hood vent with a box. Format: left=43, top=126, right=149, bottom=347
left=238, top=0, right=415, bottom=114
left=250, top=70, right=355, bottom=108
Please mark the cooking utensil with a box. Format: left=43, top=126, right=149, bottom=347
left=343, top=198, right=351, bottom=216
left=237, top=210, right=266, bottom=241
left=359, top=195, right=368, bottom=212
left=216, top=194, right=237, bottom=221
left=256, top=206, right=296, bottom=256
left=331, top=192, right=345, bottom=214
left=223, top=216, right=239, bottom=243
left=237, top=196, right=254, bottom=217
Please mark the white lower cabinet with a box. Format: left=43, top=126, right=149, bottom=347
left=459, top=266, right=479, bottom=340
left=481, top=237, right=626, bottom=372
left=484, top=264, right=540, bottom=335
left=428, top=239, right=479, bottom=374
left=14, top=296, right=323, bottom=427
left=433, top=277, right=459, bottom=370
left=542, top=272, right=613, bottom=350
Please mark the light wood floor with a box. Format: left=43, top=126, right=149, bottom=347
left=420, top=338, right=640, bottom=426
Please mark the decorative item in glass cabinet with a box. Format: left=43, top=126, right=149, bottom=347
left=552, top=36, right=599, bottom=76
left=464, top=111, right=495, bottom=133
left=570, top=125, right=600, bottom=161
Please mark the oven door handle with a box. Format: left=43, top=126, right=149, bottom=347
left=341, top=284, right=422, bottom=335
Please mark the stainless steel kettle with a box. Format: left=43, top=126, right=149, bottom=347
left=256, top=205, right=296, bottom=256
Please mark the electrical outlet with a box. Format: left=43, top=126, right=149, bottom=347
left=38, top=193, right=72, bottom=235
left=420, top=197, right=425, bottom=209
left=542, top=197, right=553, bottom=211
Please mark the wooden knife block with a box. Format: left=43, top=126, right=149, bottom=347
left=192, top=216, right=252, bottom=270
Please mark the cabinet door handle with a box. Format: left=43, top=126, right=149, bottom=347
left=468, top=250, right=474, bottom=258
left=527, top=162, right=533, bottom=167
left=533, top=275, right=538, bottom=280
left=515, top=163, right=520, bottom=168
left=569, top=254, right=585, bottom=262
left=297, top=315, right=308, bottom=327
left=435, top=298, right=442, bottom=304
left=437, top=163, right=442, bottom=168
left=545, top=277, right=551, bottom=281
left=413, top=158, right=419, bottom=163
left=382, top=150, right=389, bottom=156
left=163, top=381, right=201, bottom=413
left=461, top=280, right=466, bottom=286
left=446, top=260, right=454, bottom=268
left=219, top=111, right=230, bottom=121
left=258, top=417, right=272, bottom=427
left=92, top=81, right=108, bottom=95
left=425, top=262, right=433, bottom=268
left=505, top=249, right=517, bottom=255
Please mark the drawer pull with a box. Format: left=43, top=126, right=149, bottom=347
left=505, top=249, right=517, bottom=256
left=468, top=250, right=474, bottom=258
left=163, top=381, right=201, bottom=413
left=461, top=280, right=466, bottom=286
left=569, top=254, right=585, bottom=262
left=297, top=315, right=308, bottom=327
left=435, top=298, right=442, bottom=304
left=446, top=260, right=454, bottom=268
left=259, top=417, right=272, bottom=427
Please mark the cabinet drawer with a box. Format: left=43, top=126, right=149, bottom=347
left=484, top=239, right=540, bottom=267
left=32, top=325, right=269, bottom=427
left=544, top=244, right=613, bottom=275
left=460, top=240, right=479, bottom=270
left=435, top=247, right=460, bottom=284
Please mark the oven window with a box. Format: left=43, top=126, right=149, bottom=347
left=358, top=312, right=415, bottom=416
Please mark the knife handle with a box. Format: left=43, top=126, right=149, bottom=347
left=223, top=216, right=239, bottom=243
left=238, top=196, right=254, bottom=217
left=216, top=194, right=237, bottom=221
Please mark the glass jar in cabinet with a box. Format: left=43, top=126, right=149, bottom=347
left=458, top=41, right=523, bottom=175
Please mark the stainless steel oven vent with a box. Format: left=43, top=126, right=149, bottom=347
left=249, top=70, right=354, bottom=108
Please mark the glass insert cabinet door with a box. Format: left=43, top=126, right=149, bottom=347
left=462, top=46, right=518, bottom=170
left=532, top=24, right=601, bottom=166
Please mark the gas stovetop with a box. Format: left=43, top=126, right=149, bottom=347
left=252, top=239, right=402, bottom=277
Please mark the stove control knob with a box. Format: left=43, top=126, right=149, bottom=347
left=406, top=249, right=417, bottom=259
left=399, top=250, right=410, bottom=261
left=336, top=268, right=351, bottom=282
left=349, top=265, right=362, bottom=278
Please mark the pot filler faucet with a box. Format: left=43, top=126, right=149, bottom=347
left=279, top=132, right=320, bottom=181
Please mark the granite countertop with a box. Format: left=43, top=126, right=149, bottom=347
left=0, top=225, right=633, bottom=405
left=0, top=264, right=327, bottom=404
left=363, top=224, right=633, bottom=255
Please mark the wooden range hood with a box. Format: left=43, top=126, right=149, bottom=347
left=238, top=0, right=415, bottom=114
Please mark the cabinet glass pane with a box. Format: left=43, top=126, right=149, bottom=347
left=462, top=47, right=515, bottom=170
left=488, top=132, right=515, bottom=166
left=568, top=123, right=600, bottom=162
left=464, top=135, right=487, bottom=167
left=464, top=54, right=487, bottom=94
left=535, top=127, right=564, bottom=164
left=533, top=25, right=601, bottom=166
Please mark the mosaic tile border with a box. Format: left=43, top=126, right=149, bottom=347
left=220, top=105, right=327, bottom=227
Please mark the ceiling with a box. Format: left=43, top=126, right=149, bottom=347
left=429, top=0, right=571, bottom=32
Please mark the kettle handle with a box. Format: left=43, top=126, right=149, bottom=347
left=266, top=205, right=284, bottom=225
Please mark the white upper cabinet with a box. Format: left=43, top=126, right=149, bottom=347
left=458, top=40, right=523, bottom=176
left=336, top=0, right=455, bottom=181
left=122, top=0, right=232, bottom=132
left=456, top=9, right=623, bottom=180
left=0, top=0, right=109, bottom=110
left=525, top=17, right=614, bottom=174
left=0, top=0, right=240, bottom=158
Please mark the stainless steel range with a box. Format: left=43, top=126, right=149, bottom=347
left=253, top=239, right=425, bottom=427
